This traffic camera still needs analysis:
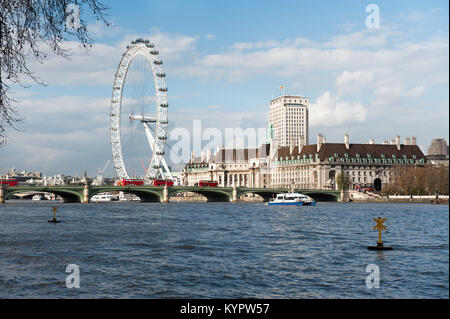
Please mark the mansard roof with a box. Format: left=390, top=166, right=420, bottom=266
left=276, top=143, right=426, bottom=161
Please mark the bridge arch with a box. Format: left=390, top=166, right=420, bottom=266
left=302, top=191, right=339, bottom=202
left=3, top=188, right=83, bottom=203
left=89, top=187, right=162, bottom=202
left=237, top=189, right=288, bottom=202
left=169, top=188, right=231, bottom=202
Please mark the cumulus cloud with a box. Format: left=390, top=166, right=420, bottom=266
left=309, top=91, right=367, bottom=127
left=173, top=30, right=448, bottom=89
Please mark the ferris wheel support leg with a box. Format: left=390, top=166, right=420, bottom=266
left=160, top=156, right=173, bottom=180
left=143, top=123, right=173, bottom=180
left=143, top=123, right=156, bottom=152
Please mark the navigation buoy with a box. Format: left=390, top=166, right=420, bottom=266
left=367, top=217, right=392, bottom=250
left=48, top=206, right=61, bottom=223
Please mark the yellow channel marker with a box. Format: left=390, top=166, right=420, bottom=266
left=367, top=217, right=392, bottom=250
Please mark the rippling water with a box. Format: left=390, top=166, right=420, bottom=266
left=0, top=201, right=448, bottom=298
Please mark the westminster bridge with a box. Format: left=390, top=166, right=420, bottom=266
left=0, top=185, right=343, bottom=204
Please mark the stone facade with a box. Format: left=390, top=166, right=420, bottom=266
left=181, top=134, right=427, bottom=192
left=182, top=144, right=271, bottom=188
left=270, top=134, right=426, bottom=190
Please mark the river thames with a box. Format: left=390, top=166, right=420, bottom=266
left=0, top=201, right=448, bottom=298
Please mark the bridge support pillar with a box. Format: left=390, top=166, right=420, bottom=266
left=0, top=186, right=4, bottom=204
left=82, top=185, right=89, bottom=203
left=339, top=190, right=350, bottom=202
left=162, top=185, right=169, bottom=203
left=231, top=186, right=238, bottom=203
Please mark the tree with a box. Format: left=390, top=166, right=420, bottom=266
left=0, top=0, right=109, bottom=145
left=336, top=173, right=350, bottom=190
left=386, top=164, right=449, bottom=195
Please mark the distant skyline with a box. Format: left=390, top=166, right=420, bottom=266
left=0, top=0, right=448, bottom=177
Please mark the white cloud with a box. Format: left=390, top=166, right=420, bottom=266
left=0, top=95, right=111, bottom=175
left=335, top=70, right=374, bottom=96
left=24, top=31, right=198, bottom=86
left=87, top=21, right=125, bottom=39
left=309, top=91, right=367, bottom=127
left=372, top=85, right=426, bottom=106
left=174, top=31, right=448, bottom=87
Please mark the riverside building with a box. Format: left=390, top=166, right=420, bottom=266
left=181, top=134, right=426, bottom=191
left=182, top=145, right=271, bottom=188
left=269, top=95, right=309, bottom=147
left=270, top=134, right=426, bottom=191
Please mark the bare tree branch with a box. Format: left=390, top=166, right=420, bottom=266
left=0, top=0, right=109, bottom=146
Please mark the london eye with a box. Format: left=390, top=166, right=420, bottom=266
left=110, top=38, right=172, bottom=182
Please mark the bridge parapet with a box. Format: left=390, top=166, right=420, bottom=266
left=0, top=185, right=341, bottom=203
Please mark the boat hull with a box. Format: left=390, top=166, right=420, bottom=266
left=267, top=201, right=316, bottom=206
left=303, top=201, right=317, bottom=206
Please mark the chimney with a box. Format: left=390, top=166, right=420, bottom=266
left=322, top=136, right=327, bottom=144
left=344, top=133, right=350, bottom=150
left=317, top=134, right=323, bottom=152
left=395, top=135, right=401, bottom=151
left=190, top=150, right=195, bottom=163
left=404, top=137, right=410, bottom=145
left=369, top=138, right=375, bottom=145
left=206, top=149, right=212, bottom=162
left=298, top=136, right=304, bottom=154
left=411, top=137, right=417, bottom=145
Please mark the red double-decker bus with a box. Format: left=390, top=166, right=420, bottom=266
left=198, top=180, right=218, bottom=187
left=0, top=179, right=18, bottom=186
left=151, top=179, right=174, bottom=187
left=116, top=179, right=144, bottom=186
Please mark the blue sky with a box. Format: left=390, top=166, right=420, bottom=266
left=1, top=0, right=448, bottom=177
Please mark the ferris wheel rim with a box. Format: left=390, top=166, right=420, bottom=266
left=110, top=39, right=168, bottom=181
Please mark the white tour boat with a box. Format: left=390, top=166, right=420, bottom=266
left=91, top=193, right=119, bottom=202
left=32, top=194, right=46, bottom=201
left=267, top=193, right=316, bottom=206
